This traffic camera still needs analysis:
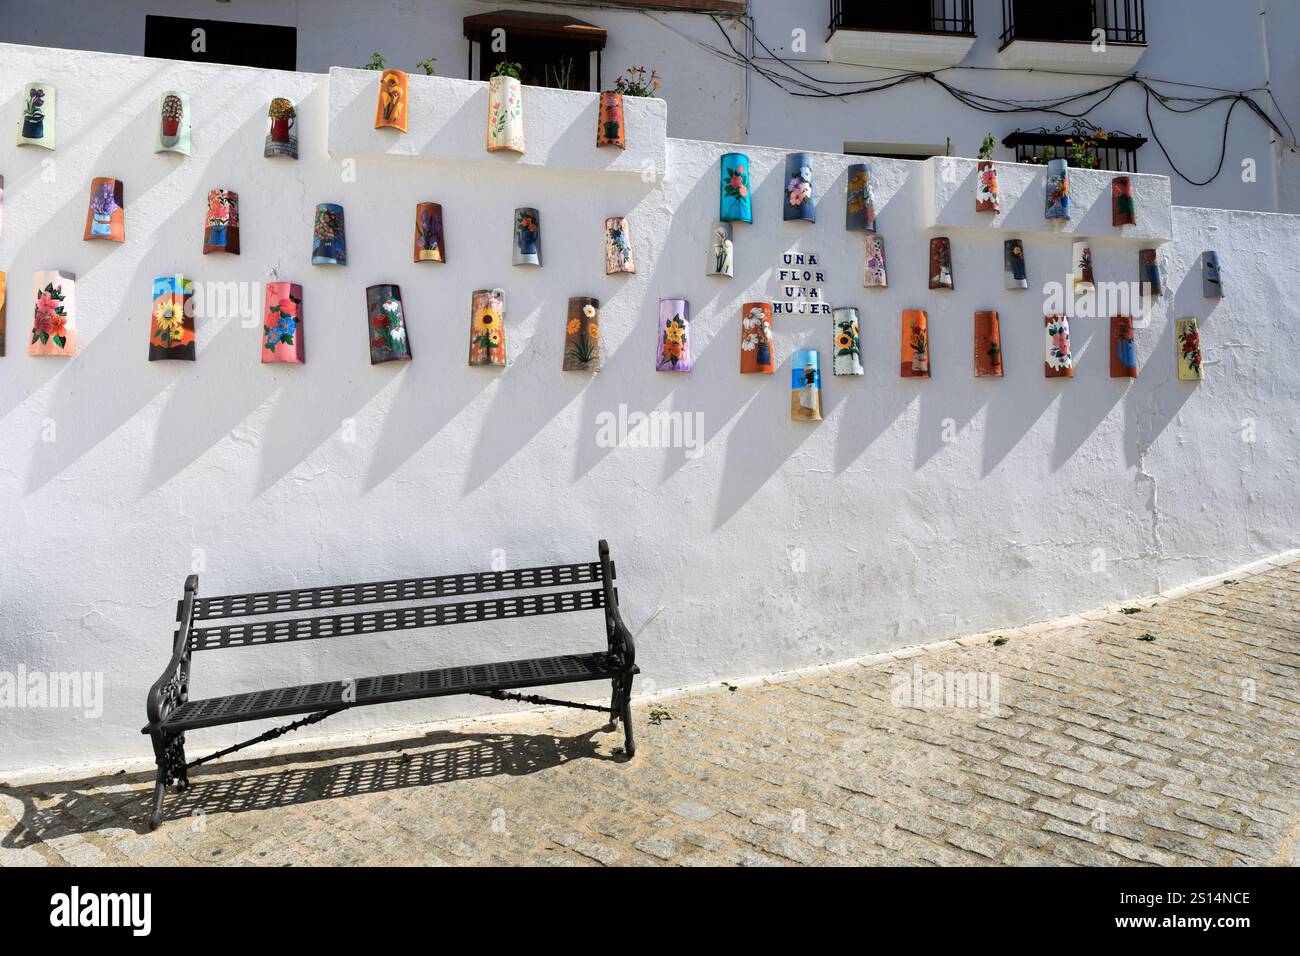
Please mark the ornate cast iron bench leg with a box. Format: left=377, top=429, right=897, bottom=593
left=147, top=730, right=188, bottom=830
left=620, top=676, right=635, bottom=757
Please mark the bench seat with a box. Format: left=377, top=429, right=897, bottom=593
left=160, top=651, right=635, bottom=731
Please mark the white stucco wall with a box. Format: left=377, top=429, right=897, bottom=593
left=1, top=42, right=1297, bottom=775
left=1, top=0, right=1295, bottom=213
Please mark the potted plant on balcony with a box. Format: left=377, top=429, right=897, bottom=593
left=487, top=60, right=525, bottom=154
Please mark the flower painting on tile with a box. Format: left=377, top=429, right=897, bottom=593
left=29, top=270, right=76, bottom=357
left=367, top=284, right=412, bottom=364
left=720, top=152, right=752, bottom=224
left=1045, top=158, right=1069, bottom=220
left=18, top=82, right=54, bottom=148
left=486, top=74, right=525, bottom=153
left=1045, top=315, right=1073, bottom=378
left=1004, top=239, right=1028, bottom=289
left=263, top=282, right=304, bottom=364
left=564, top=297, right=601, bottom=371
left=374, top=69, right=408, bottom=132
left=83, top=177, right=125, bottom=242
left=1139, top=248, right=1163, bottom=298
left=1110, top=315, right=1137, bottom=378
left=265, top=97, right=298, bottom=159
left=1177, top=318, right=1203, bottom=381
left=513, top=207, right=541, bottom=266
left=469, top=289, right=506, bottom=367
left=156, top=91, right=191, bottom=155
left=312, top=203, right=346, bottom=265
left=740, top=301, right=774, bottom=374
left=148, top=275, right=195, bottom=361
left=976, top=161, right=1000, bottom=213
left=656, top=299, right=690, bottom=372
left=833, top=307, right=863, bottom=376
left=845, top=162, right=875, bottom=232
left=929, top=237, right=954, bottom=289
left=604, top=216, right=635, bottom=274
left=1202, top=252, right=1223, bottom=297
left=203, top=189, right=239, bottom=254
left=0, top=271, right=8, bottom=358
left=864, top=235, right=888, bottom=288
left=790, top=350, right=822, bottom=422
left=596, top=91, right=625, bottom=148
left=1112, top=175, right=1136, bottom=226
left=1072, top=239, right=1094, bottom=292
left=784, top=153, right=815, bottom=222
left=413, top=202, right=445, bottom=263
left=900, top=310, right=929, bottom=378
left=974, top=311, right=1003, bottom=378
left=707, top=223, right=734, bottom=277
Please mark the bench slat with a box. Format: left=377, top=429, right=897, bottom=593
left=191, top=561, right=605, bottom=620
left=188, top=587, right=606, bottom=651
left=163, top=651, right=626, bottom=730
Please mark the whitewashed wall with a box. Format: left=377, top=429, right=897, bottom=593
left=0, top=43, right=1297, bottom=774
left=0, top=0, right=1295, bottom=213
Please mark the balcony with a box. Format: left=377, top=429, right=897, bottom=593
left=998, top=0, right=1146, bottom=74
left=826, top=0, right=976, bottom=70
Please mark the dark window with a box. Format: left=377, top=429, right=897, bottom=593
left=143, top=15, right=296, bottom=70
left=464, top=11, right=606, bottom=91
left=829, top=0, right=974, bottom=36
left=1002, top=124, right=1147, bottom=172
left=1000, top=0, right=1146, bottom=46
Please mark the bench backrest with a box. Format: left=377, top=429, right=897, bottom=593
left=177, top=541, right=619, bottom=654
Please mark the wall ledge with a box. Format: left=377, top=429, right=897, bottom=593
left=326, top=67, right=668, bottom=178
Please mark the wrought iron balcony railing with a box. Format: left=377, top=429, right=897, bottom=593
left=1000, top=0, right=1146, bottom=47
left=828, top=0, right=975, bottom=39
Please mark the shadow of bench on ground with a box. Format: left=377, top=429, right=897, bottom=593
left=3, top=726, right=619, bottom=844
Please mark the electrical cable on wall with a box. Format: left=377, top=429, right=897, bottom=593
left=686, top=13, right=1296, bottom=188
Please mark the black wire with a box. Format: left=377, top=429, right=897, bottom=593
left=703, top=15, right=1294, bottom=187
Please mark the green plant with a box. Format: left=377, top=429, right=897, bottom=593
left=1137, top=633, right=1156, bottom=642
left=362, top=51, right=387, bottom=71
left=1120, top=606, right=1142, bottom=615
left=614, top=66, right=662, bottom=97
left=416, top=56, right=437, bottom=76
left=648, top=708, right=674, bottom=725
left=944, top=136, right=952, bottom=157
left=978, top=133, right=997, bottom=160
left=491, top=60, right=522, bottom=80
left=991, top=636, right=1008, bottom=646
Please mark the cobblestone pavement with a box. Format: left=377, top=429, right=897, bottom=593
left=3, top=558, right=1299, bottom=867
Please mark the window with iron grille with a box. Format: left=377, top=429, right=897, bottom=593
left=1000, top=0, right=1146, bottom=47
left=1002, top=123, right=1147, bottom=173
left=828, top=0, right=974, bottom=37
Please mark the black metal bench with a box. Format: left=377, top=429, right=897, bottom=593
left=143, top=540, right=638, bottom=829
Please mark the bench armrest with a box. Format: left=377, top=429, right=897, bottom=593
left=598, top=540, right=636, bottom=671
left=144, top=575, right=198, bottom=730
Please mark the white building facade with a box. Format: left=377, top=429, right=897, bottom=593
left=2, top=0, right=1296, bottom=212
